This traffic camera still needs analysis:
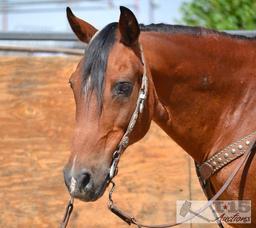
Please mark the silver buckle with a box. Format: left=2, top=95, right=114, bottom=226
left=109, top=157, right=119, bottom=179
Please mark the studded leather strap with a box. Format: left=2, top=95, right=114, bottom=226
left=199, top=131, right=256, bottom=180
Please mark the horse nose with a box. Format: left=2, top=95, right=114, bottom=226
left=78, top=171, right=92, bottom=191
left=63, top=167, right=93, bottom=194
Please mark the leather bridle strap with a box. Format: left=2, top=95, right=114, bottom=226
left=108, top=45, right=148, bottom=181
left=108, top=139, right=256, bottom=227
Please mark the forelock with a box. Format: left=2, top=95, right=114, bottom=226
left=82, top=22, right=118, bottom=111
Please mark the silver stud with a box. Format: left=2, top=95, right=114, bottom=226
left=231, top=148, right=236, bottom=154
left=218, top=157, right=222, bottom=162
left=224, top=153, right=229, bottom=158
left=246, top=140, right=250, bottom=145
left=122, top=136, right=129, bottom=148
left=238, top=145, right=243, bottom=150
left=212, top=161, right=217, bottom=166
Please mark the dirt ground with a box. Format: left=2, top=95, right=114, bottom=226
left=0, top=56, right=218, bottom=227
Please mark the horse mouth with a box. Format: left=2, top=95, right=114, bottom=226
left=91, top=176, right=110, bottom=201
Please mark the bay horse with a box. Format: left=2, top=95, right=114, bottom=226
left=63, top=6, right=256, bottom=227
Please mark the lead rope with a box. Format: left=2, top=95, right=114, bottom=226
left=60, top=196, right=74, bottom=228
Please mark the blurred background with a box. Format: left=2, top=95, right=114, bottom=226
left=0, top=1, right=256, bottom=227
left=1, top=0, right=256, bottom=32
left=0, top=0, right=183, bottom=31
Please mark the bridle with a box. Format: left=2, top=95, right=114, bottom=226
left=60, top=45, right=256, bottom=228
left=108, top=46, right=148, bottom=182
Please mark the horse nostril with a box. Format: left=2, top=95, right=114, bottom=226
left=80, top=172, right=91, bottom=191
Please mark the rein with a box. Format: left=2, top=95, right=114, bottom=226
left=60, top=45, right=256, bottom=227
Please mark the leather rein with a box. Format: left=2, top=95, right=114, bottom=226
left=60, top=46, right=256, bottom=228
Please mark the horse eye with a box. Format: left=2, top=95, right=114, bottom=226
left=113, top=81, right=133, bottom=97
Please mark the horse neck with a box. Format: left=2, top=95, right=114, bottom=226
left=141, top=31, right=256, bottom=162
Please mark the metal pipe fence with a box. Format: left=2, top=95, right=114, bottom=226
left=0, top=31, right=256, bottom=41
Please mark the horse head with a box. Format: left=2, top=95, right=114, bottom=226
left=63, top=6, right=156, bottom=202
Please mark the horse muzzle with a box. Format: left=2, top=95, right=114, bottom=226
left=63, top=166, right=109, bottom=202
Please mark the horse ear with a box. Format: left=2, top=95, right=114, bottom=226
left=66, top=7, right=97, bottom=43
left=118, top=6, right=140, bottom=46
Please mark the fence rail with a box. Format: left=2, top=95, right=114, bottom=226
left=0, top=30, right=256, bottom=41
left=0, top=32, right=77, bottom=41
left=0, top=45, right=83, bottom=55
left=0, top=32, right=83, bottom=55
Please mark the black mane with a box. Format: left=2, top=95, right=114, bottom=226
left=83, top=22, right=117, bottom=110
left=140, top=23, right=255, bottom=40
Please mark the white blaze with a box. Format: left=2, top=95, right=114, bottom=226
left=70, top=176, right=77, bottom=194
left=70, top=155, right=77, bottom=193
